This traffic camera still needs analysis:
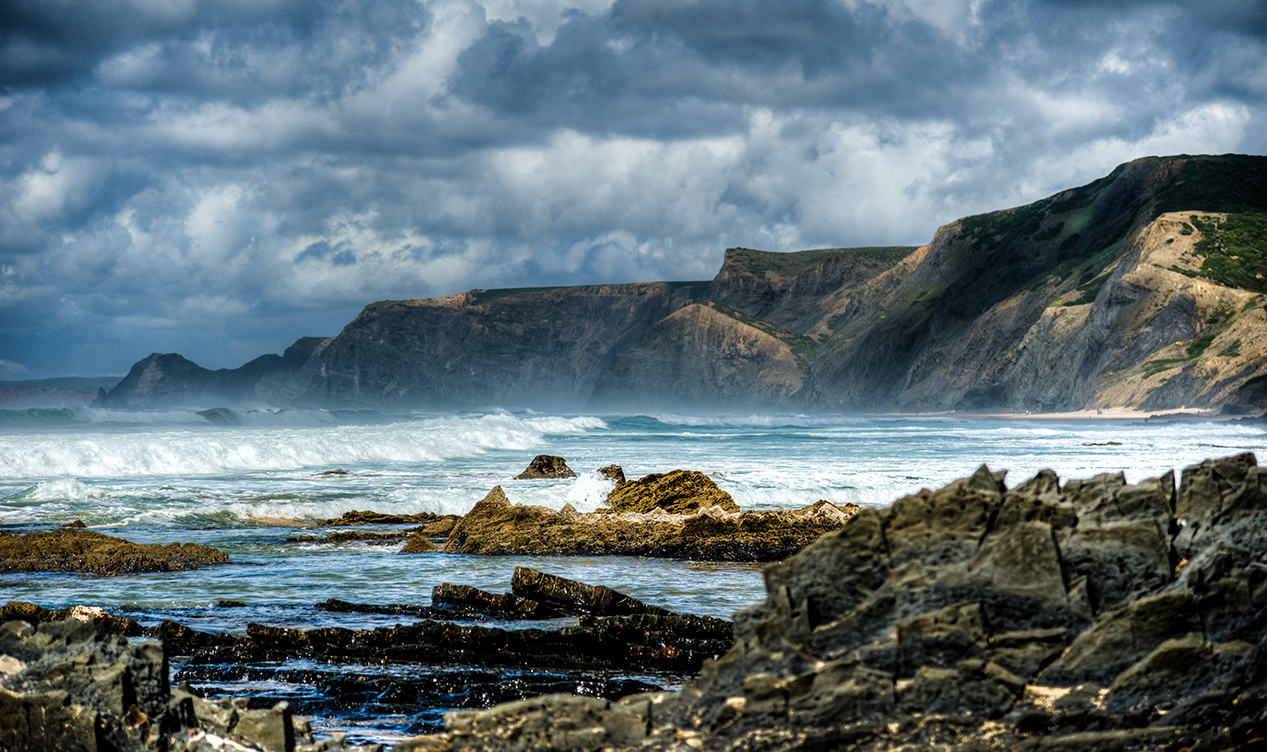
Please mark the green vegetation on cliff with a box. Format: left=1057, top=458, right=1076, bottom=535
left=726, top=246, right=916, bottom=278
left=1186, top=213, right=1267, bottom=294
left=706, top=302, right=819, bottom=371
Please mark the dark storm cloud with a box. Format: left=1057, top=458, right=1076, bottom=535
left=1, top=0, right=1264, bottom=378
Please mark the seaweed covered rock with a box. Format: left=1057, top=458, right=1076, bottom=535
left=606, top=470, right=738, bottom=514
left=0, top=529, right=230, bottom=576
left=515, top=455, right=577, bottom=479
left=438, top=485, right=852, bottom=561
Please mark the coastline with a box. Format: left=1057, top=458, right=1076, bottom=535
left=866, top=405, right=1265, bottom=421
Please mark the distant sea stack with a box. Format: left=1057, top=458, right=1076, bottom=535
left=97, top=336, right=330, bottom=408
left=100, top=154, right=1267, bottom=414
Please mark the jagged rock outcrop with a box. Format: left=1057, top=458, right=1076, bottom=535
left=604, top=470, right=738, bottom=515
left=399, top=452, right=1267, bottom=751
left=0, top=529, right=230, bottom=575
left=433, top=484, right=852, bottom=561
left=0, top=611, right=356, bottom=752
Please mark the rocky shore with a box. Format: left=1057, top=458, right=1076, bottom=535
left=2, top=567, right=730, bottom=751
left=279, top=461, right=854, bottom=562
left=0, top=528, right=230, bottom=575
left=7, top=452, right=1267, bottom=751
left=412, top=452, right=1267, bottom=751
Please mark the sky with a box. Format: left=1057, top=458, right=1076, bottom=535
left=2, top=0, right=1266, bottom=379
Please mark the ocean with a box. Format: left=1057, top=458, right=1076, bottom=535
left=2, top=407, right=1265, bottom=744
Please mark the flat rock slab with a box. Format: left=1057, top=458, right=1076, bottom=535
left=316, top=510, right=448, bottom=526
left=0, top=529, right=229, bottom=576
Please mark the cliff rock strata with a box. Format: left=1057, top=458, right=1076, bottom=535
left=300, top=282, right=708, bottom=409
left=101, top=154, right=1267, bottom=414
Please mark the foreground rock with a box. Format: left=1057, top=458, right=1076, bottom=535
left=0, top=610, right=370, bottom=752
left=514, top=455, right=577, bottom=479
left=432, top=485, right=852, bottom=561
left=401, top=453, right=1267, bottom=751
left=0, top=529, right=230, bottom=576
left=3, top=568, right=730, bottom=748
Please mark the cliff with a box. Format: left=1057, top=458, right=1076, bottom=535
left=100, top=154, right=1267, bottom=414
left=590, top=302, right=815, bottom=409
left=801, top=154, right=1267, bottom=411
left=297, top=282, right=708, bottom=409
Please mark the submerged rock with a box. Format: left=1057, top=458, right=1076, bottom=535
left=0, top=529, right=230, bottom=576
left=438, top=485, right=851, bottom=561
left=514, top=455, right=577, bottom=479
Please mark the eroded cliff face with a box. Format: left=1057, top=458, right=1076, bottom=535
left=298, top=282, right=708, bottom=409
left=706, top=246, right=918, bottom=334
left=801, top=154, right=1267, bottom=412
left=590, top=303, right=812, bottom=410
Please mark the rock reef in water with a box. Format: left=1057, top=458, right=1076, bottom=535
left=0, top=529, right=230, bottom=576
left=1, top=568, right=731, bottom=750
left=605, top=470, right=739, bottom=514
left=432, top=484, right=853, bottom=561
left=403, top=452, right=1267, bottom=752
left=514, top=455, right=577, bottom=479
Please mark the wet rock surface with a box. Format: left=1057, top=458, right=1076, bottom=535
left=436, top=484, right=853, bottom=561
left=4, top=569, right=732, bottom=749
left=402, top=453, right=1267, bottom=751
left=0, top=610, right=371, bottom=752
left=605, top=470, right=738, bottom=514
left=0, top=529, right=230, bottom=576
left=514, top=454, right=577, bottom=479
left=316, top=511, right=449, bottom=527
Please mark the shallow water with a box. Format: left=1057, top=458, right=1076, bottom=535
left=2, top=406, right=1264, bottom=744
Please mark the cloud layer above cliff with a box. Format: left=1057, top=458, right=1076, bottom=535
left=3, top=0, right=1266, bottom=376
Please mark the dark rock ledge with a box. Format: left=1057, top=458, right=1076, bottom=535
left=2, top=568, right=731, bottom=751
left=0, top=529, right=230, bottom=576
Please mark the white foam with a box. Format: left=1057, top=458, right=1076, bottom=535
left=0, top=413, right=608, bottom=480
